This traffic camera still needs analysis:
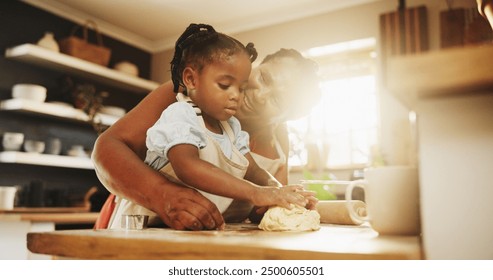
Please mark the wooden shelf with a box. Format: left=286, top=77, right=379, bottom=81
left=5, top=44, right=160, bottom=93
left=1, top=207, right=90, bottom=214
left=0, top=98, right=119, bottom=126
left=386, top=44, right=493, bottom=107
left=0, top=151, right=93, bottom=170
left=0, top=212, right=98, bottom=224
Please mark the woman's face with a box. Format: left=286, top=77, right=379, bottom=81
left=235, top=56, right=300, bottom=127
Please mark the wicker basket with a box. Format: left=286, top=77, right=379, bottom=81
left=58, top=20, right=111, bottom=66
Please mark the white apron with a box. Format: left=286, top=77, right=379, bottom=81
left=108, top=101, right=252, bottom=229
left=250, top=133, right=286, bottom=177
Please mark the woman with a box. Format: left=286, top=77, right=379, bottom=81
left=236, top=49, right=320, bottom=184
left=92, top=48, right=321, bottom=230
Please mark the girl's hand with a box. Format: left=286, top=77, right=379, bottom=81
left=293, top=187, right=319, bottom=210
left=252, top=184, right=317, bottom=209
left=248, top=185, right=318, bottom=222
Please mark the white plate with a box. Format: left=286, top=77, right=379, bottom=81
left=99, top=106, right=126, bottom=117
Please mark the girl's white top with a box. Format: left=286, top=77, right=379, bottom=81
left=145, top=97, right=250, bottom=170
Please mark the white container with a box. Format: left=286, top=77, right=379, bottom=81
left=12, top=84, right=47, bottom=103
left=99, top=106, right=126, bottom=117
left=113, top=61, right=139, bottom=76
left=46, top=138, right=62, bottom=155
left=67, top=145, right=87, bottom=157
left=2, top=132, right=24, bottom=151
left=23, top=140, right=45, bottom=154
left=0, top=186, right=17, bottom=210
left=37, top=32, right=60, bottom=52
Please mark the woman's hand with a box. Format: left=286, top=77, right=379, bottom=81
left=153, top=184, right=225, bottom=230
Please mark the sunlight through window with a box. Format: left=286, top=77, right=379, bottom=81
left=288, top=39, right=378, bottom=169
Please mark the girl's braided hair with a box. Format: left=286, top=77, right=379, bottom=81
left=170, top=23, right=258, bottom=93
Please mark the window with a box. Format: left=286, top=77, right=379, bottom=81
left=288, top=38, right=379, bottom=169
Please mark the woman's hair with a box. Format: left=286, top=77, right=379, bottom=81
left=263, top=48, right=322, bottom=121
left=170, top=23, right=258, bottom=93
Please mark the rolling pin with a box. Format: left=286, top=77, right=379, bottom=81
left=316, top=200, right=367, bottom=225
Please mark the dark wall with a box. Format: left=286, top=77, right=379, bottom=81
left=0, top=0, right=153, bottom=211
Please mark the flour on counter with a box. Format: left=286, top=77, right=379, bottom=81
left=258, top=205, right=321, bottom=231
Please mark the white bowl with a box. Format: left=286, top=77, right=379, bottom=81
left=67, top=145, right=88, bottom=157
left=99, top=106, right=126, bottom=117
left=113, top=61, right=139, bottom=76
left=2, top=132, right=24, bottom=151
left=23, top=140, right=45, bottom=153
left=12, top=84, right=47, bottom=103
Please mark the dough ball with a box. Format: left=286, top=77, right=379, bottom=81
left=258, top=205, right=321, bottom=232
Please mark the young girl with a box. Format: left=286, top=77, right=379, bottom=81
left=106, top=24, right=313, bottom=228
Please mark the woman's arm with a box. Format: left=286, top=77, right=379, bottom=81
left=92, top=81, right=224, bottom=230
left=478, top=0, right=493, bottom=29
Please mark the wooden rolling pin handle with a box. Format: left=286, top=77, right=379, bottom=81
left=316, top=200, right=367, bottom=225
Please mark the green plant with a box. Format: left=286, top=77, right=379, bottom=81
left=302, top=169, right=337, bottom=200
left=72, top=83, right=109, bottom=134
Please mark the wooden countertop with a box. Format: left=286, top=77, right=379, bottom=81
left=27, top=223, right=422, bottom=260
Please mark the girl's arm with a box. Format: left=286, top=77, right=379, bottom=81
left=243, top=153, right=281, bottom=188
left=244, top=150, right=317, bottom=224
left=167, top=144, right=309, bottom=209
left=271, top=123, right=317, bottom=209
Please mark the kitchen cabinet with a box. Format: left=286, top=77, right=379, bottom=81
left=386, top=44, right=493, bottom=107
left=0, top=97, right=116, bottom=169
left=386, top=44, right=493, bottom=259
left=1, top=211, right=99, bottom=260
left=1, top=44, right=158, bottom=209
left=0, top=0, right=157, bottom=259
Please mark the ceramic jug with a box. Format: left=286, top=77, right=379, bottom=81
left=37, top=32, right=60, bottom=52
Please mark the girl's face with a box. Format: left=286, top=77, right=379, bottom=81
left=235, top=56, right=300, bottom=127
left=187, top=52, right=251, bottom=126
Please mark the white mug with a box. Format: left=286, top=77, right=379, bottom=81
left=46, top=138, right=62, bottom=155
left=345, top=166, right=420, bottom=235
left=2, top=132, right=24, bottom=151
left=0, top=186, right=18, bottom=210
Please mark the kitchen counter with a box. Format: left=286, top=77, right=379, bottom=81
left=0, top=209, right=98, bottom=260
left=27, top=223, right=422, bottom=260
left=385, top=44, right=493, bottom=259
